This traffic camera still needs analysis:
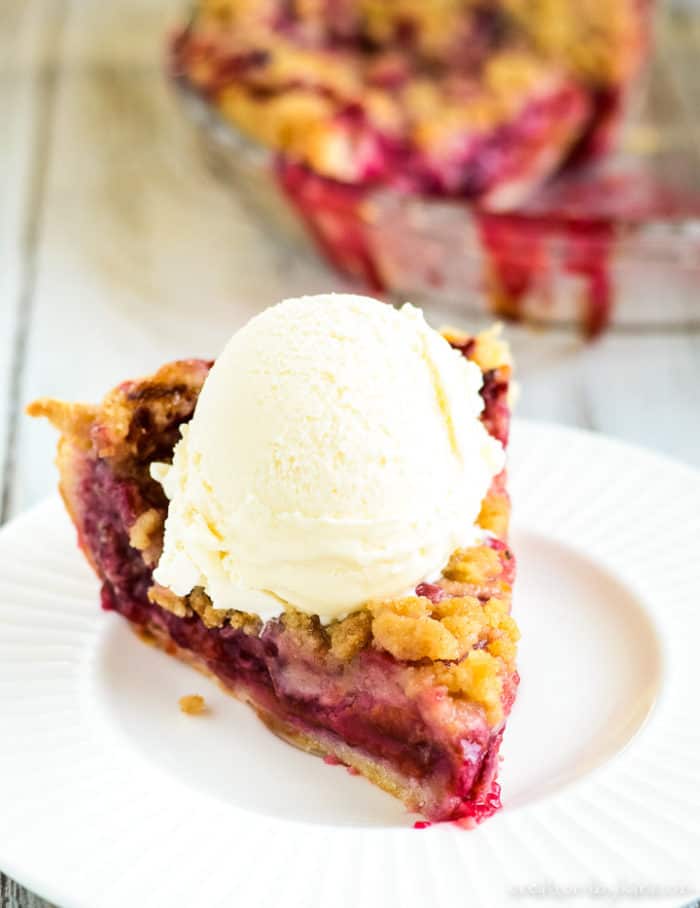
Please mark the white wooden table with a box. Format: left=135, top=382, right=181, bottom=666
left=1, top=2, right=699, bottom=906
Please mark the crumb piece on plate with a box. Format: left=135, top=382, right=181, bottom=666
left=179, top=694, right=207, bottom=715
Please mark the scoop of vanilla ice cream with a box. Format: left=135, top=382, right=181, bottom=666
left=152, top=294, right=504, bottom=622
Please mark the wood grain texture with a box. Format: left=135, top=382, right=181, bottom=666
left=0, top=0, right=65, bottom=521
left=0, top=876, right=54, bottom=908
left=0, top=2, right=64, bottom=899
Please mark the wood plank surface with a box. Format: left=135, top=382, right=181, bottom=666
left=0, top=0, right=64, bottom=521
left=0, top=876, right=55, bottom=908
left=0, top=6, right=63, bottom=905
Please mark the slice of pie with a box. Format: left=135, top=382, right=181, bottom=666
left=29, top=320, right=518, bottom=825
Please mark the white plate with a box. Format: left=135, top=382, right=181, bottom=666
left=1, top=421, right=699, bottom=908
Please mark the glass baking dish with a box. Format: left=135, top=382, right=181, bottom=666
left=172, top=5, right=700, bottom=336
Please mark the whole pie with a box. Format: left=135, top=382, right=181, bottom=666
left=171, top=0, right=650, bottom=205
left=169, top=1, right=652, bottom=334
left=29, top=304, right=518, bottom=825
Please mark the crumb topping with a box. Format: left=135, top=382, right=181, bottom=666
left=471, top=326, right=512, bottom=374
left=443, top=545, right=502, bottom=585
left=227, top=610, right=265, bottom=636
left=503, top=0, right=646, bottom=84
left=147, top=583, right=263, bottom=635
left=148, top=583, right=192, bottom=618
left=442, top=324, right=512, bottom=375
left=428, top=650, right=505, bottom=725
left=372, top=597, right=462, bottom=661
left=179, top=694, right=207, bottom=715
left=128, top=507, right=164, bottom=566
left=477, top=491, right=509, bottom=537
left=188, top=586, right=231, bottom=629
left=25, top=399, right=98, bottom=449
left=370, top=575, right=516, bottom=666
left=189, top=587, right=263, bottom=635
left=95, top=361, right=211, bottom=461
left=281, top=607, right=328, bottom=653
left=327, top=609, right=373, bottom=661
left=367, top=542, right=518, bottom=725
